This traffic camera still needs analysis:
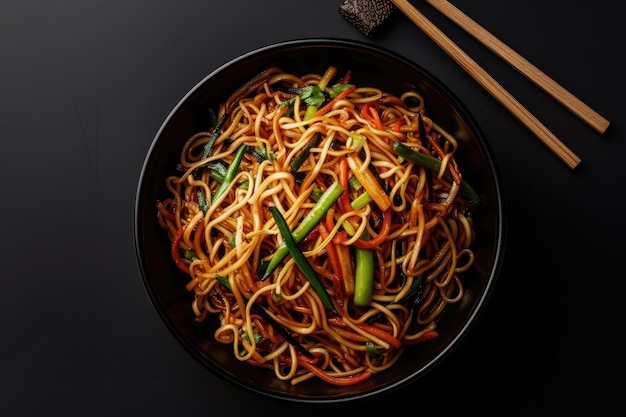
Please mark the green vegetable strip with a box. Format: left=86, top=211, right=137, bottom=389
left=194, top=112, right=228, bottom=181
left=201, top=112, right=228, bottom=160
left=317, top=66, right=337, bottom=91
left=211, top=145, right=248, bottom=204
left=208, top=107, right=218, bottom=128
left=350, top=192, right=373, bottom=210
left=309, top=188, right=324, bottom=202
left=407, top=274, right=425, bottom=312
left=269, top=206, right=337, bottom=313
left=365, top=341, right=379, bottom=354
left=353, top=241, right=374, bottom=306
left=209, top=169, right=249, bottom=190
left=261, top=181, right=344, bottom=280
left=303, top=86, right=325, bottom=120
left=418, top=113, right=435, bottom=203
left=197, top=189, right=209, bottom=214
left=393, top=142, right=480, bottom=209
left=290, top=132, right=323, bottom=173
left=207, top=161, right=228, bottom=182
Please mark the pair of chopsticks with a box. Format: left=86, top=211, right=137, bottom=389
left=390, top=0, right=610, bottom=169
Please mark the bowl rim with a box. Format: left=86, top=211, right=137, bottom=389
left=134, top=37, right=507, bottom=404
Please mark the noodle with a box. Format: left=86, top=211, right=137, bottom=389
left=156, top=66, right=479, bottom=386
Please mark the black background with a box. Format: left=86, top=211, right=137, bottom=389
left=1, top=1, right=623, bottom=415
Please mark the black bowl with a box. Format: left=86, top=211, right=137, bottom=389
left=134, top=38, right=506, bottom=404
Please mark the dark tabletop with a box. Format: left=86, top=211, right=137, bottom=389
left=1, top=1, right=624, bottom=415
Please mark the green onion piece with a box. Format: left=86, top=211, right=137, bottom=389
left=197, top=189, right=209, bottom=214
left=211, top=144, right=248, bottom=204
left=290, top=132, right=322, bottom=173
left=208, top=108, right=218, bottom=128
left=403, top=274, right=425, bottom=305
left=269, top=206, right=337, bottom=314
left=201, top=112, right=228, bottom=161
left=208, top=161, right=250, bottom=190
left=418, top=113, right=435, bottom=204
left=242, top=332, right=263, bottom=344
left=348, top=132, right=367, bottom=151
left=393, top=142, right=480, bottom=209
left=194, top=111, right=228, bottom=181
left=215, top=274, right=231, bottom=291
left=261, top=181, right=344, bottom=280
left=329, top=83, right=354, bottom=98
left=353, top=231, right=374, bottom=306
left=301, top=85, right=325, bottom=120
left=303, top=66, right=336, bottom=120
left=317, top=66, right=337, bottom=91
left=348, top=174, right=363, bottom=191
left=208, top=162, right=228, bottom=183
left=350, top=192, right=373, bottom=210
left=184, top=250, right=199, bottom=261
left=365, top=341, right=380, bottom=354
left=304, top=104, right=318, bottom=121
left=309, top=188, right=324, bottom=202
left=405, top=274, right=425, bottom=330
left=245, top=146, right=268, bottom=163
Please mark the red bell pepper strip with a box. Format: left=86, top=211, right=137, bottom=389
left=313, top=85, right=357, bottom=118
left=334, top=156, right=353, bottom=214
left=361, top=103, right=384, bottom=130
left=171, top=225, right=190, bottom=274
left=414, top=330, right=439, bottom=343
left=318, top=223, right=353, bottom=298
left=156, top=200, right=176, bottom=222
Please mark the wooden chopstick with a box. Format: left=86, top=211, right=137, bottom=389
left=389, top=0, right=581, bottom=169
left=425, top=0, right=610, bottom=134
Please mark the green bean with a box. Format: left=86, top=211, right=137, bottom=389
left=261, top=181, right=344, bottom=280
left=290, top=132, right=322, bottom=172
left=269, top=206, right=336, bottom=314
left=211, top=144, right=248, bottom=204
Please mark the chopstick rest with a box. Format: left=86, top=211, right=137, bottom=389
left=339, top=0, right=397, bottom=37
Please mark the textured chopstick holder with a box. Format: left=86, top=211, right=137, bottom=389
left=339, top=0, right=397, bottom=37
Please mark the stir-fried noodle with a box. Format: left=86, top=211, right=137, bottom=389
left=156, top=66, right=479, bottom=386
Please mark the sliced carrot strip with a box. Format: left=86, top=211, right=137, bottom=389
left=368, top=106, right=383, bottom=130
left=314, top=85, right=357, bottom=118
left=318, top=223, right=347, bottom=301
left=346, top=153, right=392, bottom=211
left=334, top=156, right=353, bottom=214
